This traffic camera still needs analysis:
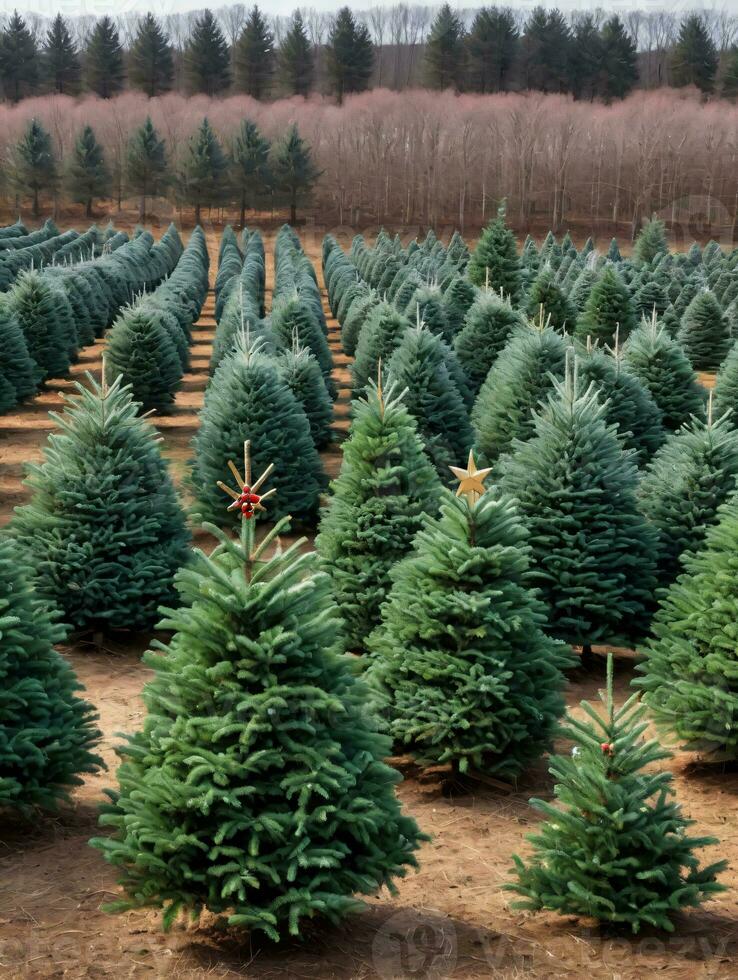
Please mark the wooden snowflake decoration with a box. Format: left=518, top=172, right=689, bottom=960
left=217, top=440, right=276, bottom=519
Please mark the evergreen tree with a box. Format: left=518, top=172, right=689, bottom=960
left=105, top=307, right=183, bottom=413
left=570, top=14, right=601, bottom=100
left=508, top=654, right=725, bottom=931
left=678, top=289, right=730, bottom=371
left=234, top=6, right=274, bottom=98
left=499, top=368, right=659, bottom=649
left=722, top=46, right=738, bottom=99
left=0, top=535, right=102, bottom=811
left=367, top=480, right=572, bottom=777
left=128, top=13, right=174, bottom=97
left=42, top=14, right=80, bottom=95
left=623, top=316, right=706, bottom=431
left=526, top=266, right=576, bottom=331
left=185, top=10, right=231, bottom=95
left=325, top=7, right=373, bottom=104
left=278, top=11, right=314, bottom=96
left=633, top=216, right=668, bottom=265
left=0, top=299, right=40, bottom=407
left=467, top=205, right=522, bottom=301
left=424, top=4, right=466, bottom=90
left=404, top=284, right=451, bottom=342
left=713, top=339, right=738, bottom=417
left=454, top=292, right=526, bottom=395
left=85, top=16, right=125, bottom=98
left=12, top=375, right=190, bottom=633
left=352, top=302, right=409, bottom=395
left=599, top=15, right=638, bottom=101
left=270, top=293, right=334, bottom=397
left=472, top=324, right=567, bottom=464
left=466, top=7, right=518, bottom=93
left=0, top=11, right=38, bottom=102
left=271, top=124, right=321, bottom=224
left=317, top=382, right=440, bottom=651
left=7, top=271, right=69, bottom=381
left=10, top=118, right=57, bottom=218
left=126, top=117, right=169, bottom=221
left=575, top=266, right=636, bottom=345
left=442, top=275, right=477, bottom=336
left=65, top=125, right=108, bottom=218
left=671, top=13, right=718, bottom=93
left=275, top=345, right=333, bottom=450
left=231, top=120, right=271, bottom=227
left=92, top=458, right=424, bottom=938
left=178, top=118, right=228, bottom=225
left=520, top=6, right=572, bottom=93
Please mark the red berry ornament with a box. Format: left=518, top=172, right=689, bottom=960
left=601, top=742, right=613, bottom=755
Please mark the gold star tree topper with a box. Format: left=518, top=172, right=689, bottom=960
left=449, top=450, right=492, bottom=506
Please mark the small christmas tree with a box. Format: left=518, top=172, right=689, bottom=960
left=12, top=372, right=190, bottom=633
left=92, top=441, right=424, bottom=938
left=507, top=654, right=725, bottom=932
left=633, top=215, right=669, bottom=265
left=713, top=339, right=738, bottom=417
left=0, top=535, right=102, bottom=811
left=404, top=284, right=451, bottom=342
left=270, top=294, right=335, bottom=400
left=467, top=203, right=522, bottom=302
left=366, top=459, right=572, bottom=778
left=526, top=266, right=576, bottom=332
left=498, top=360, right=658, bottom=649
left=104, top=307, right=183, bottom=413
left=575, top=266, right=636, bottom=345
left=442, top=275, right=477, bottom=336
left=274, top=344, right=333, bottom=450
left=352, top=302, right=409, bottom=396
left=316, top=381, right=440, bottom=652
left=623, top=313, right=706, bottom=431
left=7, top=270, right=70, bottom=381
left=678, top=289, right=731, bottom=371
left=453, top=291, right=526, bottom=395
left=0, top=298, right=40, bottom=407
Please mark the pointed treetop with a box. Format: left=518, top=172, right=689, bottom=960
left=449, top=449, right=492, bottom=506
left=217, top=439, right=276, bottom=521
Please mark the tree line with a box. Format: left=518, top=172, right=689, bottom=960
left=0, top=6, right=736, bottom=105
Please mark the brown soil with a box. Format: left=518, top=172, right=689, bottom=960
left=0, top=231, right=736, bottom=980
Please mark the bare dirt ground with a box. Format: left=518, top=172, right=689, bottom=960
left=0, top=229, right=736, bottom=979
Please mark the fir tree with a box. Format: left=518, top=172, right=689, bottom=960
left=570, top=14, right=601, bottom=100
left=722, top=46, right=738, bottom=98
left=634, top=216, right=668, bottom=265
left=275, top=345, right=333, bottom=450
left=575, top=266, right=636, bottom=345
left=7, top=271, right=69, bottom=381
left=178, top=118, right=229, bottom=225
left=92, top=449, right=424, bottom=938
left=424, top=4, right=466, bottom=90
left=442, top=275, right=477, bottom=337
left=0, top=535, right=102, bottom=811
left=126, top=117, right=169, bottom=221
left=677, top=289, right=731, bottom=371
left=317, top=382, right=440, bottom=651
left=520, top=6, right=572, bottom=93
left=713, top=339, right=738, bottom=417
left=367, top=478, right=572, bottom=778
left=467, top=205, right=522, bottom=302
left=472, top=324, right=567, bottom=464
left=526, top=266, right=576, bottom=331
left=404, top=284, right=451, bottom=342
left=0, top=299, right=39, bottom=406
left=270, top=293, right=335, bottom=398
left=42, top=14, right=80, bottom=95
left=85, top=16, right=125, bottom=98
left=128, top=13, right=174, bottom=97
left=105, top=307, right=183, bottom=413
left=325, top=7, right=373, bottom=104
left=65, top=125, right=109, bottom=218
left=498, top=367, right=659, bottom=649
left=466, top=7, right=518, bottom=93
left=508, top=654, right=725, bottom=932
left=271, top=124, right=320, bottom=225
left=278, top=11, right=314, bottom=96
left=671, top=13, right=718, bottom=93
left=352, top=302, right=409, bottom=395
left=12, top=375, right=190, bottom=633
left=231, top=120, right=271, bottom=227
left=10, top=118, right=57, bottom=218
left=0, top=11, right=38, bottom=103
left=454, top=292, right=526, bottom=395
left=185, top=10, right=231, bottom=95
left=234, top=6, right=274, bottom=98
left=599, top=15, right=638, bottom=101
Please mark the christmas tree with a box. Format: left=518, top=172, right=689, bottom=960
left=42, top=13, right=81, bottom=95
left=678, top=289, right=731, bottom=371
left=442, top=275, right=477, bottom=336
left=184, top=9, right=231, bottom=95
left=576, top=266, right=636, bottom=345
left=234, top=6, right=275, bottom=98
left=11, top=373, right=190, bottom=634
left=508, top=654, right=725, bottom=932
left=177, top=118, right=228, bottom=226
left=352, top=302, right=409, bottom=395
left=404, top=284, right=451, bottom=342
left=104, top=307, right=183, bottom=413
left=126, top=116, right=169, bottom=222
left=65, top=125, right=108, bottom=218
left=84, top=16, right=124, bottom=98
left=499, top=361, right=658, bottom=649
left=453, top=291, right=526, bottom=395
left=467, top=204, right=521, bottom=302
left=0, top=298, right=40, bottom=407
left=316, top=381, right=440, bottom=652
left=128, top=13, right=174, bottom=97
left=274, top=344, right=333, bottom=450
left=92, top=440, right=424, bottom=938
left=278, top=10, right=314, bottom=96
left=633, top=216, right=669, bottom=265
left=713, top=339, right=738, bottom=417
left=270, top=294, right=335, bottom=399
left=7, top=270, right=69, bottom=381
left=639, top=406, right=738, bottom=588
left=367, top=459, right=572, bottom=778
left=526, top=266, right=576, bottom=332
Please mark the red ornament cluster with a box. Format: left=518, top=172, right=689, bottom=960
left=237, top=485, right=261, bottom=519
left=600, top=742, right=614, bottom=756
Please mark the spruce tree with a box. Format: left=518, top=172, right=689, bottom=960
left=520, top=7, right=572, bottom=93
left=0, top=299, right=40, bottom=406
left=325, top=7, right=373, bottom=104
left=472, top=324, right=567, bottom=464
left=10, top=118, right=57, bottom=218
left=722, top=46, right=738, bottom=98
left=623, top=316, right=706, bottom=430
left=442, top=275, right=477, bottom=337
left=367, top=476, right=572, bottom=778
left=278, top=11, right=314, bottom=96
left=454, top=292, right=526, bottom=395
left=633, top=216, right=668, bottom=265
left=713, top=339, right=738, bottom=416
left=576, top=266, right=636, bottom=345
left=0, top=11, right=38, bottom=102
left=508, top=654, right=725, bottom=931
left=352, top=302, right=409, bottom=395
left=526, top=266, right=576, bottom=332
left=128, top=13, right=174, bottom=97
left=185, top=10, right=231, bottom=95
left=231, top=120, right=271, bottom=226
left=0, top=535, right=102, bottom=812
left=404, top=284, right=451, bottom=342
left=424, top=4, right=466, bottom=90
left=599, top=15, right=638, bottom=101
left=7, top=271, right=69, bottom=382
left=341, top=289, right=376, bottom=357
left=42, top=13, right=80, bottom=95
left=467, top=205, right=522, bottom=302
left=105, top=307, right=183, bottom=413
left=85, top=16, right=124, bottom=98
left=671, top=13, right=718, bottom=93
left=126, top=117, right=169, bottom=221
left=678, top=289, right=731, bottom=371
left=92, top=448, right=423, bottom=938
left=317, top=382, right=440, bottom=651
left=570, top=14, right=601, bottom=99
left=467, top=7, right=518, bottom=92
left=65, top=125, right=108, bottom=218
left=270, top=293, right=335, bottom=398
left=178, top=118, right=228, bottom=225
left=271, top=124, right=320, bottom=225
left=12, top=375, right=190, bottom=633
left=498, top=367, right=659, bottom=649
left=234, top=6, right=274, bottom=98
left=275, top=345, right=333, bottom=450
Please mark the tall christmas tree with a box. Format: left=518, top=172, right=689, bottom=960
left=234, top=6, right=275, bottom=98
left=128, top=13, right=173, bottom=97
left=352, top=302, right=409, bottom=395
left=278, top=11, right=314, bottom=96
left=184, top=10, right=231, bottom=95
left=526, top=266, right=576, bottom=332
left=104, top=307, right=183, bottom=413
left=454, top=291, right=526, bottom=395
left=178, top=118, right=228, bottom=225
left=92, top=440, right=424, bottom=938
left=42, top=13, right=81, bottom=95
left=84, top=16, right=125, bottom=98
left=367, top=457, right=572, bottom=778
left=713, top=338, right=738, bottom=417
left=575, top=266, right=636, bottom=345
left=467, top=204, right=522, bottom=302
left=677, top=289, right=731, bottom=371
left=507, top=654, right=725, bottom=932
left=65, top=125, right=109, bottom=218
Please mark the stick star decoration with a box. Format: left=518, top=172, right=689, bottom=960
left=449, top=450, right=493, bottom=506
left=217, top=440, right=277, bottom=519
